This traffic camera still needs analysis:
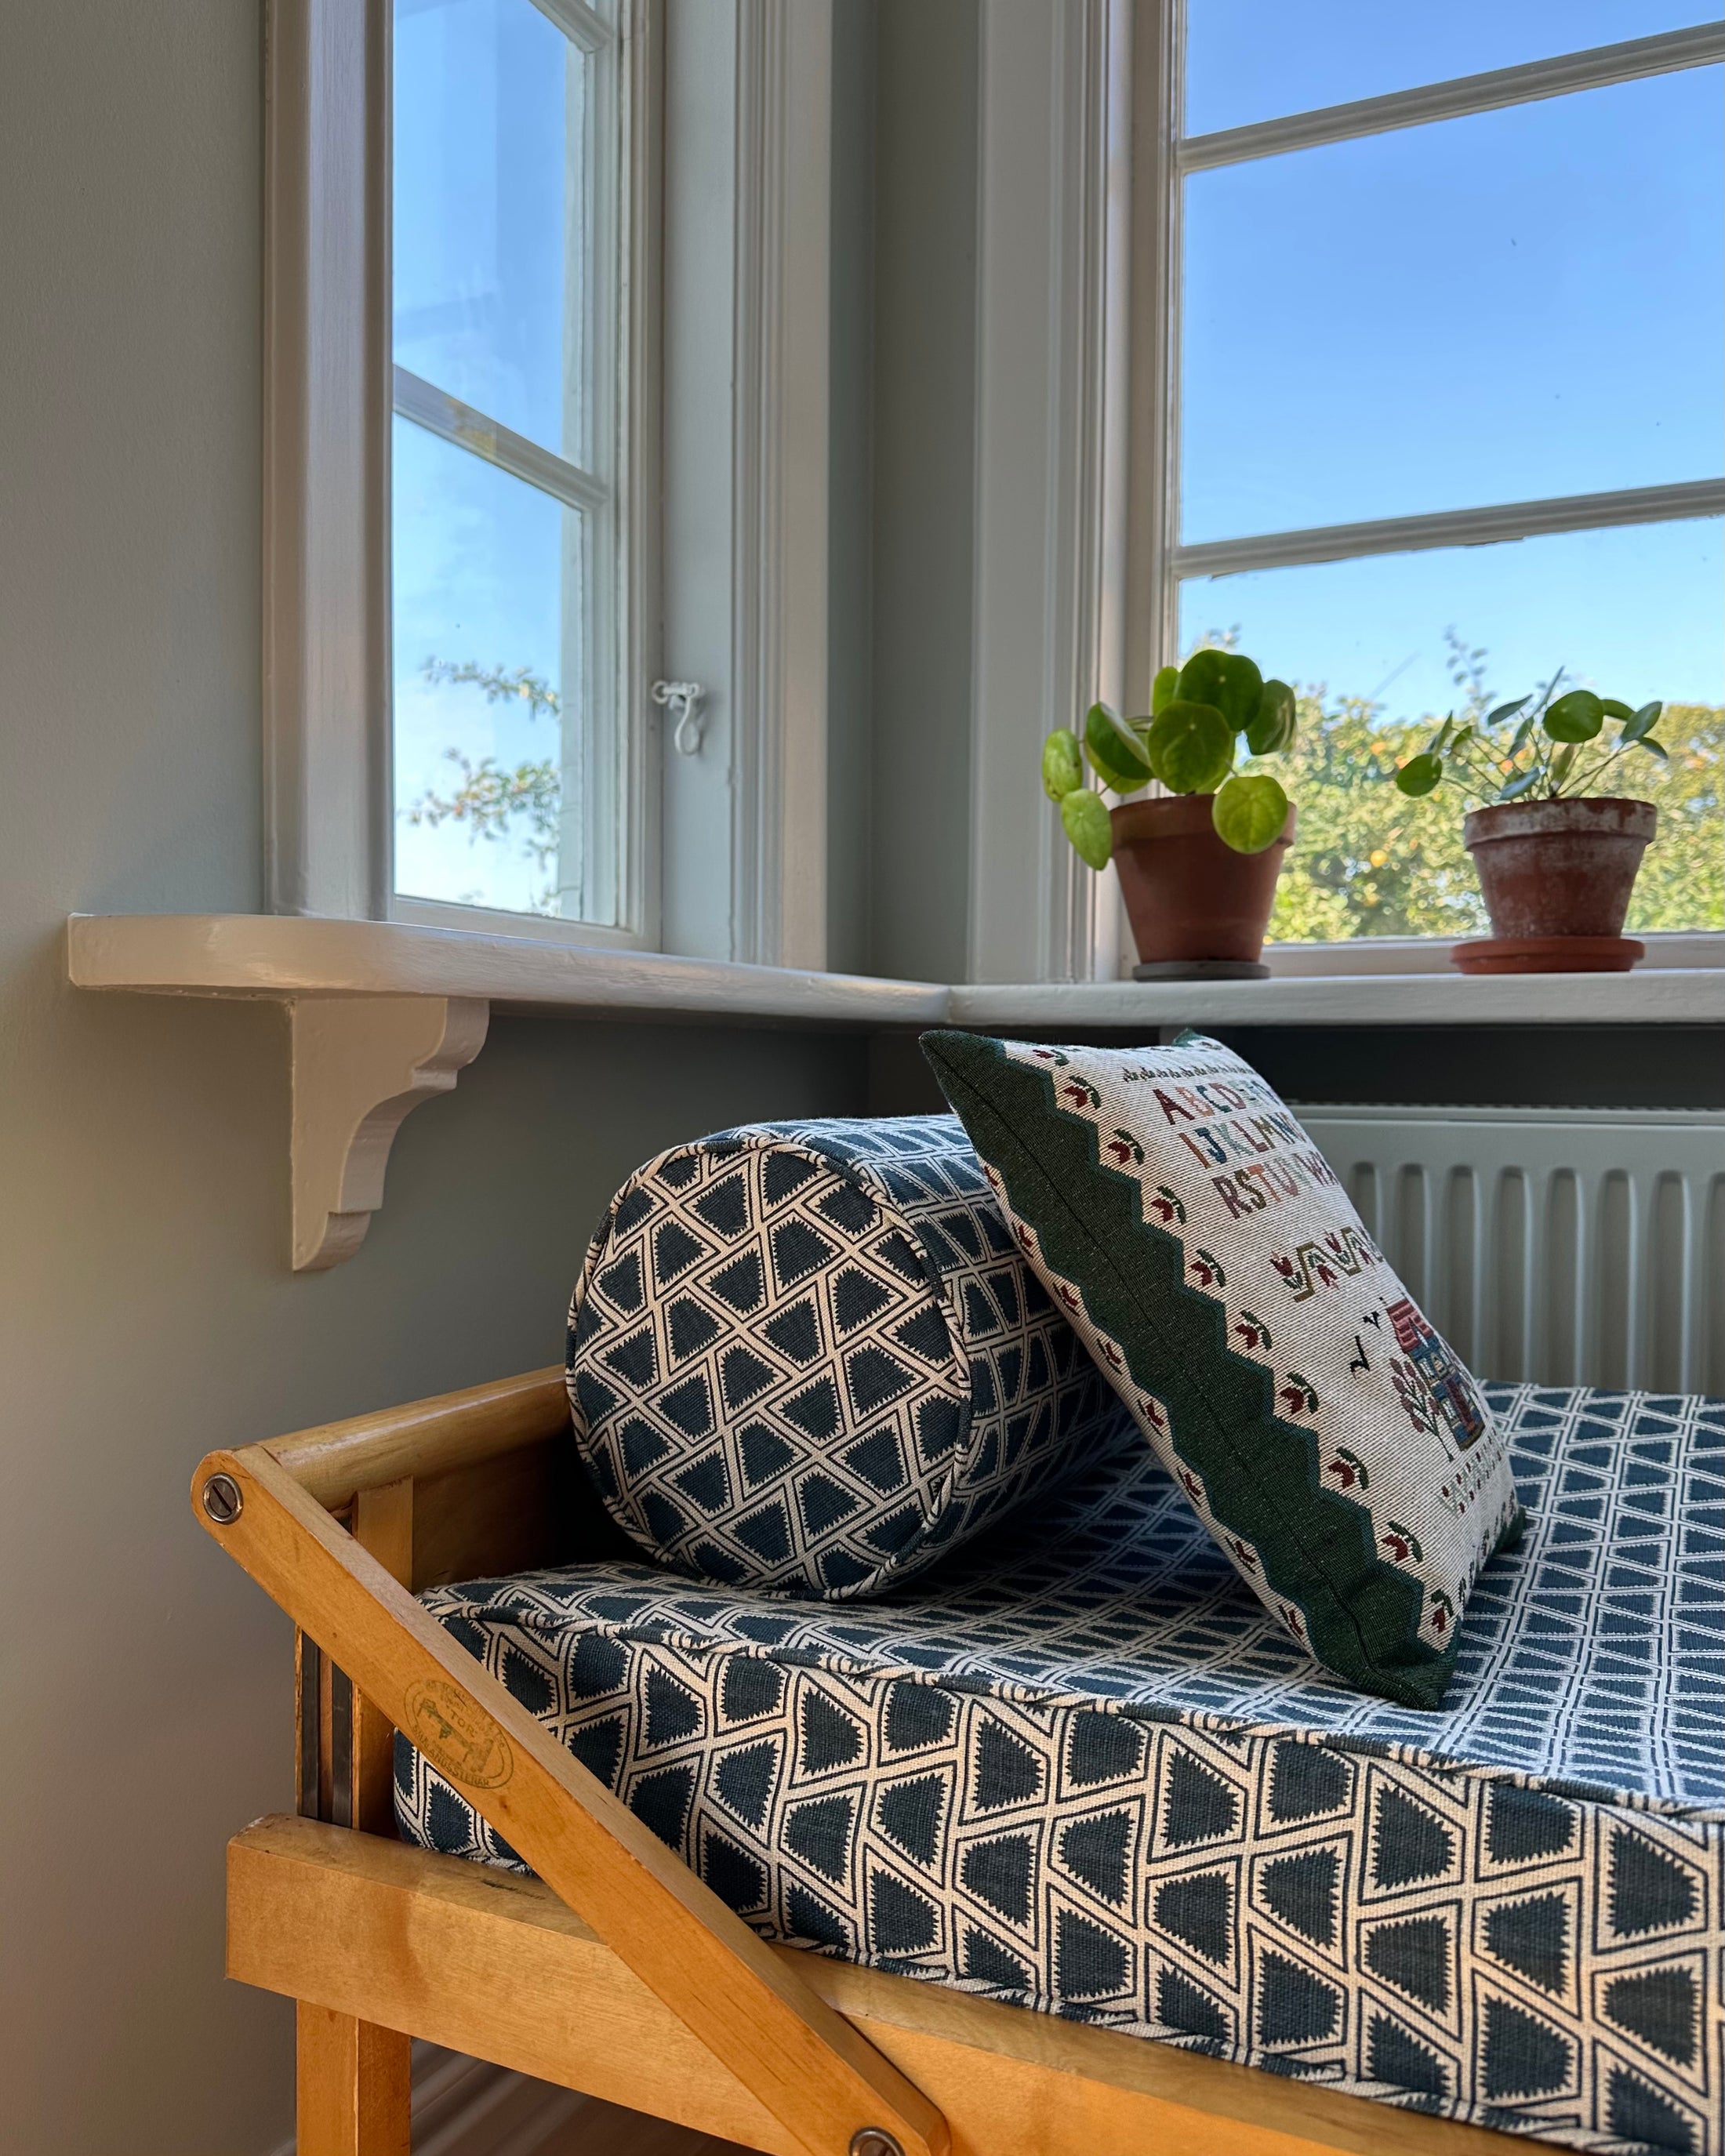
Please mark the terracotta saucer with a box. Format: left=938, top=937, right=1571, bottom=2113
left=1451, top=935, right=1644, bottom=975
left=1131, top=959, right=1270, bottom=981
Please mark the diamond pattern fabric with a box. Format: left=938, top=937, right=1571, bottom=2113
left=398, top=1386, right=1723, bottom=2155
left=566, top=1115, right=1131, bottom=1595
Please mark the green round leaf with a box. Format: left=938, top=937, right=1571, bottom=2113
left=1212, top=774, right=1290, bottom=855
left=1497, top=768, right=1541, bottom=802
left=1178, top=648, right=1262, bottom=731
left=1485, top=697, right=1529, bottom=727
left=1544, top=689, right=1604, bottom=742
left=1599, top=699, right=1633, bottom=722
left=1174, top=648, right=1229, bottom=711
left=1084, top=701, right=1153, bottom=792
left=1040, top=728, right=1084, bottom=801
left=1060, top=786, right=1113, bottom=869
left=1632, top=734, right=1669, bottom=760
left=1150, top=664, right=1180, bottom=714
left=1394, top=751, right=1444, bottom=798
left=1621, top=699, right=1663, bottom=742
left=1145, top=701, right=1235, bottom=795
left=1246, top=678, right=1297, bottom=757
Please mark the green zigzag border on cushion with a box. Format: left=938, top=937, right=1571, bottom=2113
left=922, top=1029, right=1460, bottom=1711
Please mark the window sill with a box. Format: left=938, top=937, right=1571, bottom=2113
left=69, top=910, right=1725, bottom=1023
left=67, top=911, right=1725, bottom=1270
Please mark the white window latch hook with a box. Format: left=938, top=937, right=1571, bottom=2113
left=652, top=680, right=707, bottom=757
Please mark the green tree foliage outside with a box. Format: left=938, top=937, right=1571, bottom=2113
left=1257, top=695, right=1723, bottom=942
left=407, top=659, right=563, bottom=913
left=1178, top=629, right=1725, bottom=942
left=414, top=641, right=1723, bottom=941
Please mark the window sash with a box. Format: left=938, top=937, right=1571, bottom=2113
left=1129, top=5, right=1724, bottom=965
left=386, top=0, right=635, bottom=937
left=1178, top=21, right=1725, bottom=174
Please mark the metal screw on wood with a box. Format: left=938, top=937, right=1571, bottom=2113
left=202, top=1472, right=243, bottom=1525
left=849, top=2134, right=903, bottom=2156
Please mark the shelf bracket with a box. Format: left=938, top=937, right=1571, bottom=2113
left=290, top=996, right=490, bottom=1270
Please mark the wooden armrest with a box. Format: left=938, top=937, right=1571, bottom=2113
left=194, top=1437, right=948, bottom=2156
left=264, top=1367, right=570, bottom=1509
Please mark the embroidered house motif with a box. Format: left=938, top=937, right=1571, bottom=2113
left=1384, top=1296, right=1488, bottom=1452
left=921, top=1029, right=1524, bottom=1708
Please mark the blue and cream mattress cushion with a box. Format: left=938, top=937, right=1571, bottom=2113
left=565, top=1113, right=1131, bottom=1595
left=398, top=1387, right=1725, bottom=2156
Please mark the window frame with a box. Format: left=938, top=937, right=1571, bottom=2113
left=1124, top=5, right=1725, bottom=973
left=263, top=0, right=835, bottom=970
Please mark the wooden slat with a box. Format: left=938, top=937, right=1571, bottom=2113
left=195, top=1444, right=948, bottom=2156
left=233, top=1818, right=786, bottom=2150
left=414, top=1438, right=569, bottom=1591
left=234, top=1819, right=1551, bottom=2156
left=267, top=1367, right=570, bottom=1509
left=296, top=1999, right=411, bottom=2156
left=352, top=1478, right=414, bottom=1835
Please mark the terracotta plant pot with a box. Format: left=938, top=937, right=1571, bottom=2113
left=1462, top=797, right=1656, bottom=940
left=1110, top=793, right=1295, bottom=971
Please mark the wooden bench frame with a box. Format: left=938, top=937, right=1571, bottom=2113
left=197, top=1370, right=1547, bottom=2156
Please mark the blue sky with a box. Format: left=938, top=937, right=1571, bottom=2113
left=391, top=0, right=579, bottom=913
left=1184, top=2, right=1723, bottom=133
left=1179, top=55, right=1724, bottom=717
left=388, top=1, right=1723, bottom=917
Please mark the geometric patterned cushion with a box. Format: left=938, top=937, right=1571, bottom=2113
left=398, top=1385, right=1723, bottom=2156
left=566, top=1114, right=1131, bottom=1596
left=921, top=1030, right=1524, bottom=1708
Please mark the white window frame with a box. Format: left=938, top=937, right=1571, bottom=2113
left=966, top=0, right=1137, bottom=986
left=1124, top=6, right=1725, bottom=977
left=262, top=0, right=833, bottom=971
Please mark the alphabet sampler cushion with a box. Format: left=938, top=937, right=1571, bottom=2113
left=922, top=1030, right=1523, bottom=1708
left=566, top=1113, right=1131, bottom=1599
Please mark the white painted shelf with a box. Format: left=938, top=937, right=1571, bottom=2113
left=69, top=911, right=1725, bottom=1027
left=67, top=913, right=1725, bottom=1271
left=67, top=911, right=949, bottom=1026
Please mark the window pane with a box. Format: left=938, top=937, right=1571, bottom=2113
left=1179, top=71, right=1724, bottom=543
left=393, top=417, right=592, bottom=919
left=1176, top=520, right=1725, bottom=941
left=1186, top=1, right=1722, bottom=136
left=394, top=0, right=588, bottom=461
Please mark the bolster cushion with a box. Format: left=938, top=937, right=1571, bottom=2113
left=565, top=1113, right=1130, bottom=1596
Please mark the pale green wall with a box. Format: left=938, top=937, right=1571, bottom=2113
left=826, top=0, right=879, bottom=978
left=867, top=0, right=981, bottom=985
left=0, top=5, right=867, bottom=2149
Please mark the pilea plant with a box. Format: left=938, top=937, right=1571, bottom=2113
left=1042, top=647, right=1298, bottom=869
left=1393, top=669, right=1667, bottom=804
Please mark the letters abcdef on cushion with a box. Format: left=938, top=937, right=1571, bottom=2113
left=566, top=1113, right=1130, bottom=1598
left=922, top=1032, right=1523, bottom=1707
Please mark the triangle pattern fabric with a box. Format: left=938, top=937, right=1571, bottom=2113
left=566, top=1115, right=1130, bottom=1596
left=400, top=1385, right=1723, bottom=2156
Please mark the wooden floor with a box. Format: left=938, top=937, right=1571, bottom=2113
left=533, top=2095, right=754, bottom=2156
left=405, top=2047, right=757, bottom=2156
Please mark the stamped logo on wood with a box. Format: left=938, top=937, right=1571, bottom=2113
left=405, top=1678, right=514, bottom=1789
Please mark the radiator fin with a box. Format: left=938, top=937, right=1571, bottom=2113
left=1295, top=1107, right=1725, bottom=1394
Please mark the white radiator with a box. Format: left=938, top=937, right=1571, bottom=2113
left=1293, top=1105, right=1725, bottom=1396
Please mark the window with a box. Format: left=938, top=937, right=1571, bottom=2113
left=390, top=0, right=631, bottom=931
left=266, top=0, right=833, bottom=971
left=1151, top=8, right=1725, bottom=946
